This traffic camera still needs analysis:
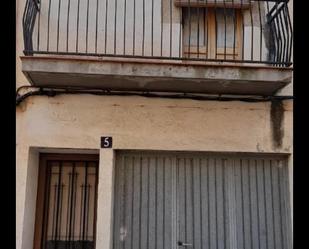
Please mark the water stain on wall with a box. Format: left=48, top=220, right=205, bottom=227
left=271, top=99, right=284, bottom=148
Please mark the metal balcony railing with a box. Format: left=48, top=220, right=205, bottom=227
left=23, top=0, right=292, bottom=67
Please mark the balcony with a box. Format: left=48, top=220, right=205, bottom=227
left=21, top=0, right=293, bottom=96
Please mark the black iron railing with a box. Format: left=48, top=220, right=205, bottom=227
left=23, top=0, right=292, bottom=66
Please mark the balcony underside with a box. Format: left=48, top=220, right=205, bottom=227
left=21, top=56, right=292, bottom=96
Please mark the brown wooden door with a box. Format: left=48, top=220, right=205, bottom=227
left=33, top=154, right=99, bottom=249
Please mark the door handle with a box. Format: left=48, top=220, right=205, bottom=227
left=178, top=241, right=193, bottom=247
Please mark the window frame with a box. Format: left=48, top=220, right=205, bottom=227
left=33, top=153, right=99, bottom=249
left=183, top=7, right=243, bottom=60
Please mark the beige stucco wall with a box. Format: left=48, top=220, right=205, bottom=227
left=16, top=94, right=292, bottom=153
left=16, top=1, right=293, bottom=249
left=16, top=94, right=293, bottom=249
left=20, top=149, right=39, bottom=249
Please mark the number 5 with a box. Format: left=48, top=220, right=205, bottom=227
left=103, top=137, right=110, bottom=147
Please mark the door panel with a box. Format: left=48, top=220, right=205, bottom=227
left=113, top=155, right=176, bottom=249
left=33, top=154, right=99, bottom=249
left=113, top=152, right=291, bottom=249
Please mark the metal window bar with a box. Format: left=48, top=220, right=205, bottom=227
left=223, top=0, right=227, bottom=60
left=205, top=1, right=209, bottom=59
left=249, top=0, right=254, bottom=60
left=232, top=0, right=236, bottom=60
left=23, top=0, right=292, bottom=67
left=214, top=0, right=218, bottom=59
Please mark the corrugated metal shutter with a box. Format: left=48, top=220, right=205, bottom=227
left=113, top=152, right=292, bottom=249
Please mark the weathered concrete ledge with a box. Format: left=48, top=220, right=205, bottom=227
left=21, top=56, right=293, bottom=96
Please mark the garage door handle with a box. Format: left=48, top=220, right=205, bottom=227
left=178, top=241, right=193, bottom=247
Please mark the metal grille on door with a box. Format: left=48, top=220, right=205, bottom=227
left=113, top=152, right=292, bottom=249
left=41, top=160, right=98, bottom=249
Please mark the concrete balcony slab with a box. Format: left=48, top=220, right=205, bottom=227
left=21, top=56, right=292, bottom=96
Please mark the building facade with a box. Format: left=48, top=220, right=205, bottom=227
left=16, top=1, right=293, bottom=249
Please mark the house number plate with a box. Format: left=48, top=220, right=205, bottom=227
left=101, top=136, right=113, bottom=148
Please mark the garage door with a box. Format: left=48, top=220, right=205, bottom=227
left=112, top=151, right=292, bottom=249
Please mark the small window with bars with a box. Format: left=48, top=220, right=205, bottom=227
left=34, top=154, right=99, bottom=249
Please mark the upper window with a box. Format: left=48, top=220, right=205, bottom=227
left=182, top=7, right=243, bottom=60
